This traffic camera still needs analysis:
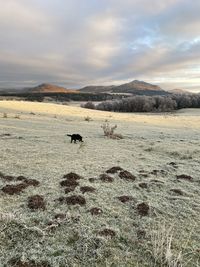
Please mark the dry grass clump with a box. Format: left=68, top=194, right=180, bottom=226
left=14, top=114, right=21, bottom=119
left=148, top=221, right=188, bottom=267
left=27, top=195, right=46, bottom=211
left=101, top=121, right=123, bottom=139
left=2, top=112, right=8, bottom=118
left=84, top=116, right=92, bottom=122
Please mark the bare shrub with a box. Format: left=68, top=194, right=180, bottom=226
left=3, top=112, right=8, bottom=118
left=101, top=121, right=123, bottom=139
left=14, top=114, right=20, bottom=119
left=84, top=116, right=92, bottom=122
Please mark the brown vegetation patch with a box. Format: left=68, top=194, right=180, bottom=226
left=60, top=179, right=79, bottom=187
left=118, top=170, right=136, bottom=181
left=27, top=195, right=46, bottom=211
left=2, top=183, right=28, bottom=195
left=63, top=172, right=82, bottom=180
left=170, top=189, right=184, bottom=195
left=9, top=258, right=50, bottom=267
left=64, top=186, right=76, bottom=194
left=80, top=186, right=96, bottom=194
left=99, top=228, right=116, bottom=238
left=136, top=202, right=150, bottom=216
left=99, top=174, right=114, bottom=182
left=177, top=174, right=193, bottom=181
left=138, top=182, right=148, bottom=189
left=117, top=195, right=134, bottom=203
left=65, top=195, right=86, bottom=206
left=106, top=166, right=123, bottom=174
left=89, top=207, right=103, bottom=215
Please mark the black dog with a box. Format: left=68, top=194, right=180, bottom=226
left=67, top=134, right=83, bottom=143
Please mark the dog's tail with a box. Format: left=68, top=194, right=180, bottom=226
left=67, top=134, right=72, bottom=137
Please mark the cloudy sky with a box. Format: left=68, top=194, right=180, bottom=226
left=0, top=0, right=200, bottom=92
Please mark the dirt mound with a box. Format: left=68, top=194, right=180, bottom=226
left=118, top=170, right=136, bottom=181
left=99, top=228, right=116, bottom=238
left=117, top=195, right=134, bottom=203
left=80, top=186, right=96, bottom=194
left=99, top=174, right=114, bottom=182
left=106, top=166, right=123, bottom=174
left=60, top=179, right=79, bottom=187
left=59, top=195, right=86, bottom=206
left=63, top=172, right=82, bottom=180
left=176, top=174, right=193, bottom=181
left=64, top=186, right=76, bottom=194
left=16, top=176, right=40, bottom=186
left=28, top=195, right=46, bottom=210
left=2, top=183, right=28, bottom=195
left=136, top=202, right=150, bottom=216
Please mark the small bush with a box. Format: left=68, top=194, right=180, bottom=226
left=84, top=116, right=92, bottom=122
left=101, top=121, right=123, bottom=139
left=3, top=113, right=8, bottom=118
left=14, top=114, right=20, bottom=119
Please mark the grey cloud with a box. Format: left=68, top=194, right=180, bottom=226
left=0, top=0, right=200, bottom=91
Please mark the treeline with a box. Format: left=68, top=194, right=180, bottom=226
left=0, top=92, right=126, bottom=102
left=82, top=94, right=200, bottom=112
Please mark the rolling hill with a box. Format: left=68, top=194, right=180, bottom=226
left=79, top=80, right=168, bottom=95
left=26, top=83, right=77, bottom=93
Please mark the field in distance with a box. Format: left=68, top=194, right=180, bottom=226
left=0, top=101, right=200, bottom=267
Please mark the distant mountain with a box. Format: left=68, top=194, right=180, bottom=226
left=79, top=85, right=115, bottom=93
left=79, top=80, right=168, bottom=96
left=27, top=83, right=76, bottom=93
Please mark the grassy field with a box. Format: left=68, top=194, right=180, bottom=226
left=0, top=101, right=200, bottom=267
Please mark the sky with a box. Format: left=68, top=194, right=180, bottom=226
left=0, top=0, right=200, bottom=92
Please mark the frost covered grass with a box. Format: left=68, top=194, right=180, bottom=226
left=0, top=101, right=200, bottom=266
